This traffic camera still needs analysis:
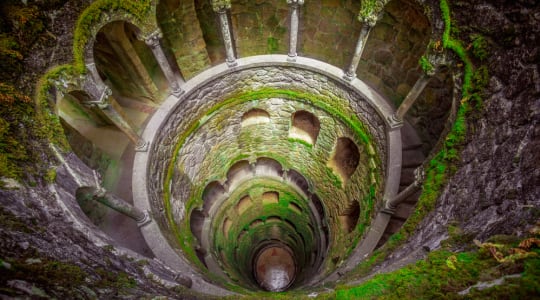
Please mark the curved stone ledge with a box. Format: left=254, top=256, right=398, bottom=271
left=133, top=55, right=402, bottom=294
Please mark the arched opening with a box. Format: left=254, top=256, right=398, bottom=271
left=241, top=108, right=270, bottom=127
left=262, top=191, right=279, bottom=205
left=93, top=21, right=168, bottom=102
left=223, top=217, right=232, bottom=237
left=249, top=219, right=264, bottom=230
left=285, top=169, right=310, bottom=195
left=328, top=137, right=360, bottom=185
left=58, top=91, right=129, bottom=161
left=289, top=110, right=320, bottom=145
left=190, top=209, right=205, bottom=246
left=255, top=157, right=283, bottom=177
left=202, top=181, right=226, bottom=216
left=253, top=245, right=296, bottom=292
left=226, top=160, right=252, bottom=186
left=235, top=195, right=253, bottom=215
left=338, top=200, right=360, bottom=233
left=194, top=0, right=226, bottom=65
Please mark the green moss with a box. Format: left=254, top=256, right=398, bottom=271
left=0, top=79, right=67, bottom=181
left=0, top=257, right=87, bottom=292
left=345, top=1, right=490, bottom=280
left=419, top=55, right=434, bottom=74
left=470, top=34, right=489, bottom=61
left=359, top=0, right=387, bottom=24
left=44, top=167, right=57, bottom=183
left=164, top=88, right=380, bottom=249
left=34, top=65, right=74, bottom=149
left=267, top=37, right=279, bottom=54
left=338, top=235, right=540, bottom=299
left=287, top=137, right=313, bottom=149
left=442, top=223, right=475, bottom=248
left=400, top=0, right=483, bottom=241
left=73, top=0, right=153, bottom=73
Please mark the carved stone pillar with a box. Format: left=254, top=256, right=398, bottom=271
left=77, top=186, right=151, bottom=226
left=286, top=0, right=304, bottom=62
left=84, top=86, right=148, bottom=152
left=388, top=73, right=433, bottom=127
left=143, top=29, right=185, bottom=97
left=344, top=0, right=391, bottom=81
left=384, top=167, right=424, bottom=213
left=343, top=23, right=372, bottom=81
left=213, top=1, right=237, bottom=67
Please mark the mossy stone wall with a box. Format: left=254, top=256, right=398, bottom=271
left=157, top=0, right=212, bottom=79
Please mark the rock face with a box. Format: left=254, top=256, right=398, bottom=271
left=380, top=0, right=540, bottom=269
left=0, top=153, right=195, bottom=298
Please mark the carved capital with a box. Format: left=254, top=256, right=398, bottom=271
left=212, top=0, right=231, bottom=12
left=386, top=113, right=403, bottom=128
left=358, top=0, right=390, bottom=26
left=97, top=86, right=112, bottom=109
left=358, top=14, right=379, bottom=27
left=287, top=0, right=304, bottom=6
left=418, top=40, right=449, bottom=76
left=143, top=30, right=163, bottom=49
left=413, top=166, right=425, bottom=186
left=83, top=86, right=111, bottom=109
left=135, top=139, right=149, bottom=152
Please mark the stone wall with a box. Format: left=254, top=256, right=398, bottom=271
left=300, top=0, right=361, bottom=69
left=230, top=0, right=289, bottom=57
left=157, top=0, right=212, bottom=79
left=173, top=98, right=373, bottom=276
left=358, top=0, right=431, bottom=103
left=144, top=65, right=388, bottom=279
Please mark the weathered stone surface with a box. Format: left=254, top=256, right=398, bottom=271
left=375, top=0, right=540, bottom=274
left=0, top=155, right=196, bottom=298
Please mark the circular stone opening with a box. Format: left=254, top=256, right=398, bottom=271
left=253, top=245, right=297, bottom=291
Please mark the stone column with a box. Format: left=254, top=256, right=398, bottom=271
left=77, top=186, right=151, bottom=226
left=286, top=0, right=304, bottom=62
left=344, top=0, right=391, bottom=81
left=388, top=73, right=432, bottom=127
left=213, top=1, right=237, bottom=67
left=85, top=85, right=148, bottom=152
left=343, top=23, right=372, bottom=81
left=385, top=167, right=424, bottom=212
left=142, top=30, right=185, bottom=97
